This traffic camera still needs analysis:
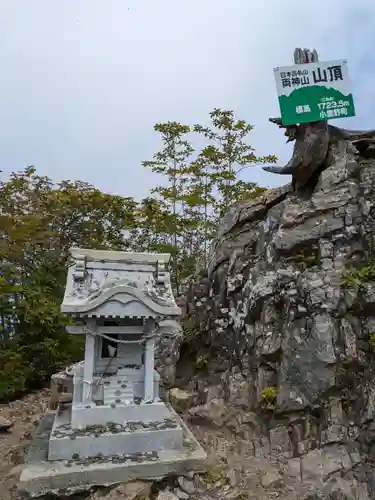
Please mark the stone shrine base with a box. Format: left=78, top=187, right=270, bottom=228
left=48, top=406, right=184, bottom=460
left=18, top=406, right=207, bottom=498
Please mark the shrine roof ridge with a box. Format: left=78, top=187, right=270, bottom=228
left=70, top=248, right=171, bottom=265
left=61, top=282, right=181, bottom=317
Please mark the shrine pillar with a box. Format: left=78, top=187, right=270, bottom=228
left=82, top=328, right=95, bottom=405
left=143, top=337, right=155, bottom=402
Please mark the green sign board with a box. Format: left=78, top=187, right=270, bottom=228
left=274, top=59, right=355, bottom=125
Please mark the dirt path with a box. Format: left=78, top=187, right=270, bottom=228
left=0, top=390, right=50, bottom=500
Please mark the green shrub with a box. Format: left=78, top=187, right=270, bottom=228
left=196, top=352, right=209, bottom=369
left=0, top=346, right=33, bottom=400
left=343, top=262, right=375, bottom=288
left=260, top=386, right=277, bottom=410
left=0, top=329, right=84, bottom=402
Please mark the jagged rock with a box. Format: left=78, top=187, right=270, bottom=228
left=5, top=464, right=24, bottom=479
left=0, top=415, right=13, bottom=431
left=155, top=325, right=183, bottom=388
left=91, top=481, right=152, bottom=500
left=155, top=490, right=180, bottom=500
left=58, top=392, right=73, bottom=404
left=174, top=488, right=190, bottom=499
left=181, top=133, right=375, bottom=498
left=260, top=470, right=283, bottom=488
left=177, top=475, right=197, bottom=495
left=187, top=139, right=375, bottom=411
left=49, top=368, right=74, bottom=410
left=188, top=403, right=227, bottom=428
left=169, top=388, right=197, bottom=413
left=304, top=477, right=371, bottom=500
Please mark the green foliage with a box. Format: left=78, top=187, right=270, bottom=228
left=260, top=386, right=277, bottom=410
left=343, top=262, right=375, bottom=288
left=195, top=351, right=209, bottom=370
left=181, top=314, right=202, bottom=344
left=142, top=122, right=194, bottom=295
left=0, top=346, right=32, bottom=399
left=369, top=333, right=375, bottom=346
left=192, top=108, right=275, bottom=215
left=0, top=167, right=136, bottom=401
left=203, top=465, right=229, bottom=487
left=142, top=108, right=275, bottom=283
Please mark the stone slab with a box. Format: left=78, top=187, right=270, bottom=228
left=48, top=407, right=183, bottom=460
left=71, top=400, right=170, bottom=428
left=18, top=407, right=207, bottom=498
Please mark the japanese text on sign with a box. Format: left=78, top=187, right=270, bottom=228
left=281, top=65, right=343, bottom=89
left=274, top=58, right=355, bottom=126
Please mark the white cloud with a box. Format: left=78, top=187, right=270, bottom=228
left=0, top=0, right=374, bottom=197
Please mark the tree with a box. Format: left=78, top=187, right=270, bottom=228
left=142, top=122, right=194, bottom=294
left=192, top=108, right=276, bottom=219
left=0, top=166, right=138, bottom=399
left=127, top=197, right=178, bottom=254
left=144, top=109, right=277, bottom=271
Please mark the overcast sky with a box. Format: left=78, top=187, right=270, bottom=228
left=1, top=0, right=374, bottom=200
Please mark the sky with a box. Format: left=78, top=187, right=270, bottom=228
left=1, top=0, right=375, bottom=201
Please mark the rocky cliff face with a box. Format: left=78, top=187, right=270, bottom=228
left=179, top=138, right=375, bottom=500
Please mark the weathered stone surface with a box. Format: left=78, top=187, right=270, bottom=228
left=48, top=368, right=74, bottom=410
left=18, top=409, right=206, bottom=498
left=177, top=475, right=196, bottom=495
left=0, top=415, right=13, bottom=431
left=180, top=138, right=375, bottom=500
left=156, top=490, right=179, bottom=500
left=187, top=140, right=375, bottom=410
left=169, top=388, right=197, bottom=413
left=91, top=480, right=152, bottom=500
left=260, top=470, right=283, bottom=488
left=155, top=333, right=183, bottom=388
left=58, top=392, right=73, bottom=404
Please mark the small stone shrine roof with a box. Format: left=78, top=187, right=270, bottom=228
left=61, top=248, right=181, bottom=319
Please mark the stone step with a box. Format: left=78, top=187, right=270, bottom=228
left=102, top=378, right=129, bottom=386
left=103, top=393, right=134, bottom=403
left=117, top=367, right=143, bottom=376
left=104, top=384, right=134, bottom=405
left=48, top=419, right=183, bottom=460
left=103, top=382, right=132, bottom=391
left=104, top=388, right=134, bottom=396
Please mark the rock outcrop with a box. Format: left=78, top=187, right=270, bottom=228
left=181, top=137, right=375, bottom=499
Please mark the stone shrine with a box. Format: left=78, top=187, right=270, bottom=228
left=19, top=248, right=206, bottom=497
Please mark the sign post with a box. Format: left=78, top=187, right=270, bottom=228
left=274, top=59, right=355, bottom=126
